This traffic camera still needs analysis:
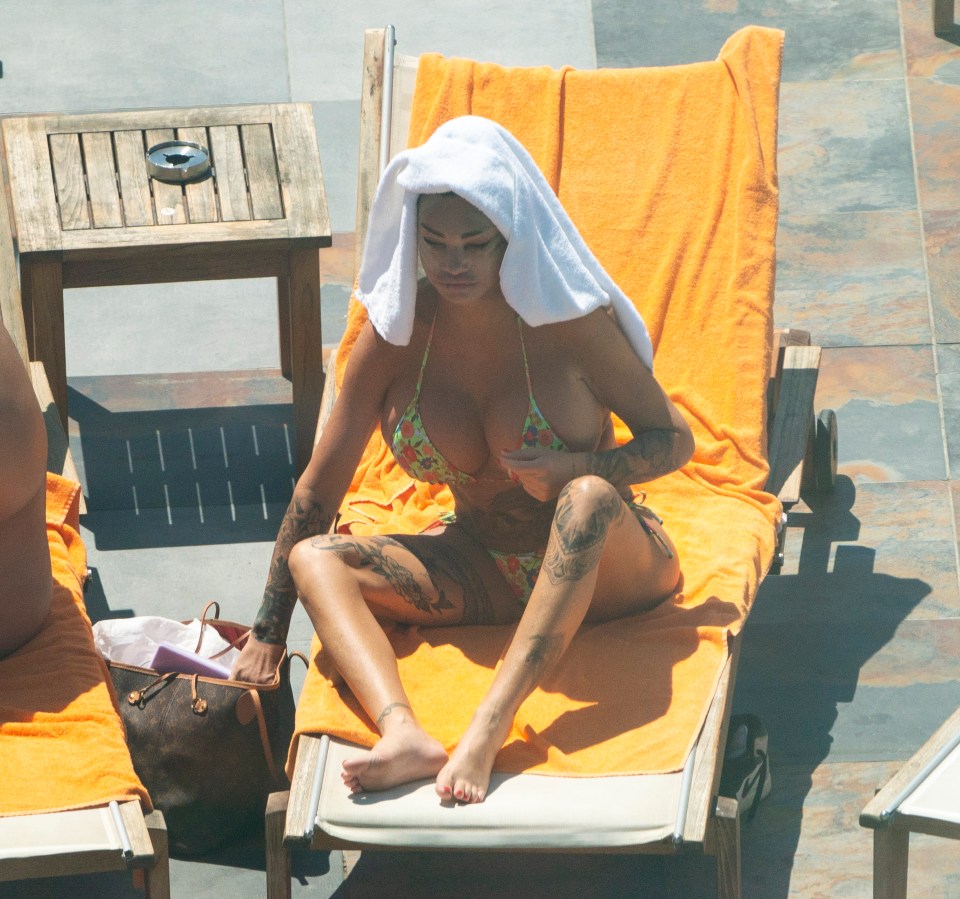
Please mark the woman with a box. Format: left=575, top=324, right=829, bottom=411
left=232, top=116, right=694, bottom=804
left=0, top=320, right=52, bottom=658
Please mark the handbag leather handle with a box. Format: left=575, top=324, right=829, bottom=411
left=245, top=687, right=283, bottom=782
left=193, top=601, right=222, bottom=654
left=127, top=670, right=178, bottom=708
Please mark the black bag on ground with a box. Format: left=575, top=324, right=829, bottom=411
left=106, top=603, right=297, bottom=857
left=719, top=713, right=772, bottom=821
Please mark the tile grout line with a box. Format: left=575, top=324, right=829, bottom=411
left=896, top=0, right=960, bottom=595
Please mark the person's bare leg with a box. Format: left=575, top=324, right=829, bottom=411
left=435, top=476, right=677, bottom=802
left=0, top=322, right=51, bottom=658
left=288, top=535, right=451, bottom=792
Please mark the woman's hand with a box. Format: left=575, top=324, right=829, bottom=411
left=499, top=447, right=583, bottom=502
left=231, top=637, right=286, bottom=684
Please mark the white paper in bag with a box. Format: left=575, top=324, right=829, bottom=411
left=92, top=616, right=240, bottom=671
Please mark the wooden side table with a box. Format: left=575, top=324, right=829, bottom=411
left=1, top=103, right=331, bottom=473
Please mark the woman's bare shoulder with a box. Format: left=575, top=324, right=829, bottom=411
left=531, top=308, right=628, bottom=361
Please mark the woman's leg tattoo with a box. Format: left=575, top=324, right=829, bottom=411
left=309, top=535, right=455, bottom=616
left=391, top=535, right=494, bottom=625
left=542, top=482, right=625, bottom=586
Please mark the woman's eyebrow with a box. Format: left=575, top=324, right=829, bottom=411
left=420, top=223, right=494, bottom=239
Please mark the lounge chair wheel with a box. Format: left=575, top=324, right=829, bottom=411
left=812, top=408, right=838, bottom=493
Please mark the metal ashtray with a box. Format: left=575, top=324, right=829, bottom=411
left=145, top=140, right=211, bottom=183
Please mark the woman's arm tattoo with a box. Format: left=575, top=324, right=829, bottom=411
left=588, top=429, right=679, bottom=489
left=252, top=493, right=335, bottom=644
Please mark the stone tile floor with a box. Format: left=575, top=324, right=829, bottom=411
left=3, top=0, right=960, bottom=895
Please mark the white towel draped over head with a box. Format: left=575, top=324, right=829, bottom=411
left=356, top=115, right=654, bottom=370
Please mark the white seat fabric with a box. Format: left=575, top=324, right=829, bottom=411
left=900, top=739, right=960, bottom=826
left=315, top=737, right=682, bottom=849
left=0, top=807, right=123, bottom=859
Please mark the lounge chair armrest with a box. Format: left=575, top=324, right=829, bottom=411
left=766, top=344, right=822, bottom=505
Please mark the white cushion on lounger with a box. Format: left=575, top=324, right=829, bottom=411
left=315, top=738, right=682, bottom=848
left=0, top=807, right=124, bottom=859
left=899, top=740, right=960, bottom=826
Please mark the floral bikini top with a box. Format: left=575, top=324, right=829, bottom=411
left=391, top=315, right=569, bottom=485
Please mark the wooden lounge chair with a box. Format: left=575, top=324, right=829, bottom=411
left=264, top=26, right=835, bottom=899
left=0, top=174, right=170, bottom=897
left=860, top=705, right=960, bottom=899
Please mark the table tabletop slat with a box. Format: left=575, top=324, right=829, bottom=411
left=2, top=118, right=63, bottom=252
left=81, top=132, right=123, bottom=229
left=208, top=126, right=251, bottom=223
left=114, top=130, right=155, bottom=227
left=48, top=133, right=90, bottom=232
left=144, top=129, right=187, bottom=225
left=178, top=126, right=219, bottom=224
left=273, top=104, right=330, bottom=241
left=241, top=124, right=283, bottom=221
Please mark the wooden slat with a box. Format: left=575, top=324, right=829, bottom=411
left=178, top=126, right=219, bottom=223
left=0, top=164, right=29, bottom=365
left=265, top=792, right=292, bottom=899
left=21, top=260, right=66, bottom=428
left=142, top=810, right=170, bottom=899
left=144, top=129, right=186, bottom=225
left=272, top=103, right=330, bottom=241
left=288, top=246, right=323, bottom=473
left=355, top=28, right=388, bottom=278
left=44, top=104, right=277, bottom=135
left=765, top=345, right=821, bottom=504
left=119, top=800, right=156, bottom=862
left=286, top=734, right=324, bottom=844
left=58, top=218, right=305, bottom=258
left=241, top=124, right=284, bottom=220
left=48, top=133, right=90, bottom=231
left=872, top=828, right=910, bottom=899
left=2, top=117, right=64, bottom=253
left=63, top=246, right=287, bottom=288
left=114, top=130, right=154, bottom=227
left=81, top=132, right=123, bottom=229
left=208, top=125, right=251, bottom=222
left=710, top=797, right=741, bottom=899
left=683, top=641, right=739, bottom=845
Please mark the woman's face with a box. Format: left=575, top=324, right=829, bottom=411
left=417, top=193, right=506, bottom=306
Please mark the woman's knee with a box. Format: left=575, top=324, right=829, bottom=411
left=555, top=476, right=624, bottom=536
left=288, top=534, right=347, bottom=585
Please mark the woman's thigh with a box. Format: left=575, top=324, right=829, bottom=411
left=303, top=525, right=524, bottom=627
left=587, top=504, right=681, bottom=623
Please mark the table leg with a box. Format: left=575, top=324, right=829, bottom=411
left=873, top=826, right=909, bottom=899
left=287, top=248, right=323, bottom=474
left=935, top=0, right=955, bottom=32
left=277, top=273, right=292, bottom=380
left=20, top=258, right=67, bottom=430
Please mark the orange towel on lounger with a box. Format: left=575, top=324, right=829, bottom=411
left=291, top=25, right=783, bottom=777
left=0, top=474, right=151, bottom=816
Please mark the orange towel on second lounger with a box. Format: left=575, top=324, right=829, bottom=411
left=291, top=25, right=783, bottom=777
left=0, top=474, right=151, bottom=816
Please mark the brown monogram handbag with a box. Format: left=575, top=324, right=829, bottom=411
left=107, top=603, right=299, bottom=856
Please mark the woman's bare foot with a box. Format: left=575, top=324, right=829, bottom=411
left=342, top=721, right=448, bottom=793
left=435, top=711, right=512, bottom=803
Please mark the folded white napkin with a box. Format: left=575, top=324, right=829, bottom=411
left=356, top=115, right=654, bottom=370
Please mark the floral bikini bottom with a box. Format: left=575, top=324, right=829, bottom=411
left=434, top=495, right=672, bottom=605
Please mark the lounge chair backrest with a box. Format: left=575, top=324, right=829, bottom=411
left=0, top=174, right=30, bottom=367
